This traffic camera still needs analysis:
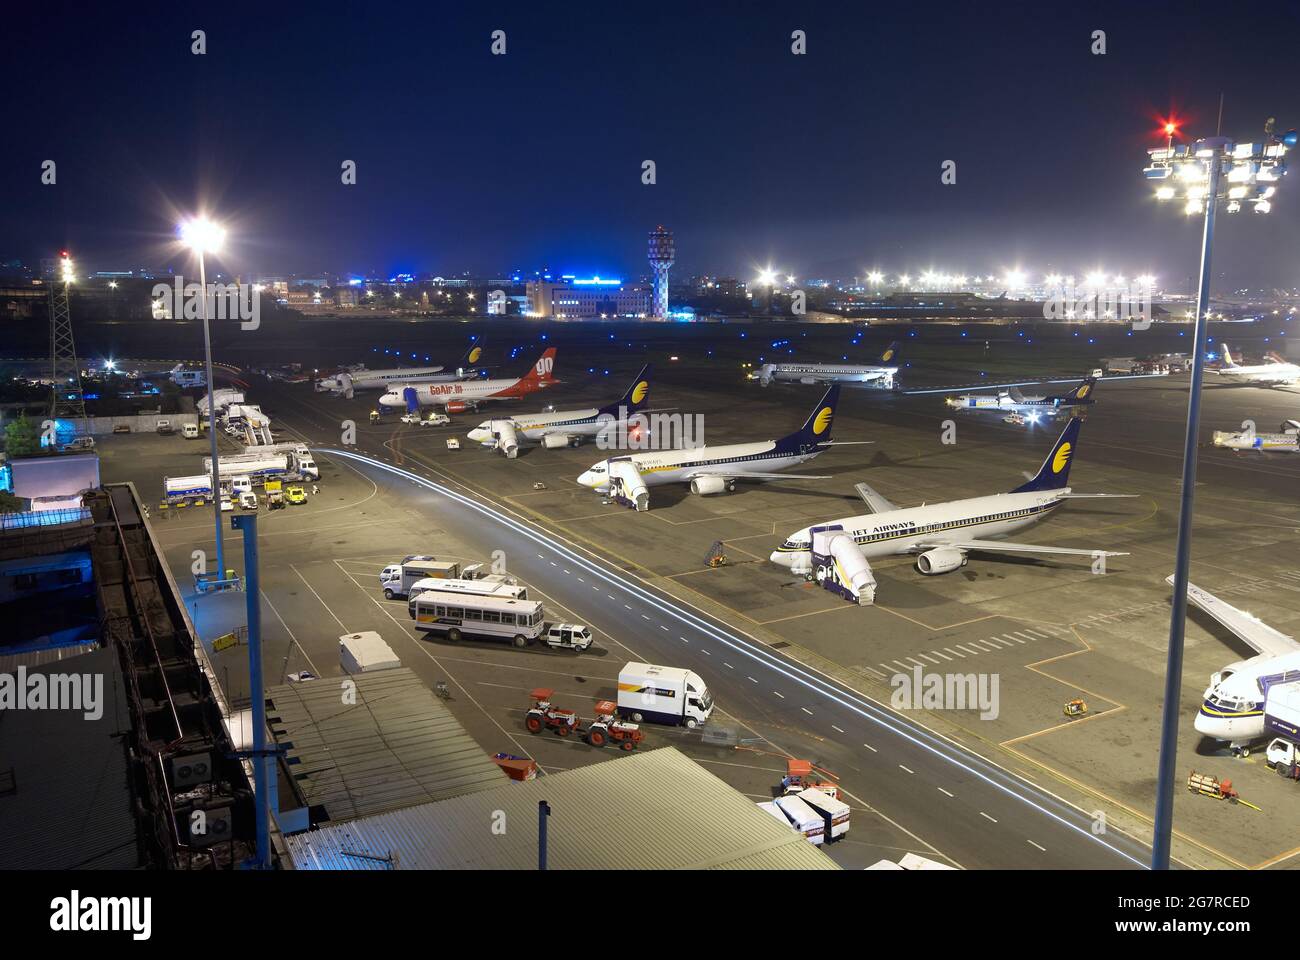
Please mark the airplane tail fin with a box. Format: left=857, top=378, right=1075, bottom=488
left=600, top=364, right=651, bottom=416
left=1221, top=344, right=1238, bottom=368
left=1059, top=377, right=1097, bottom=404
left=520, top=347, right=558, bottom=386
left=1012, top=417, right=1082, bottom=492
left=459, top=336, right=486, bottom=370
left=777, top=383, right=840, bottom=452
left=879, top=340, right=900, bottom=365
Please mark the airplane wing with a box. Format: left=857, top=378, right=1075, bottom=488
left=1169, top=575, right=1300, bottom=658
left=912, top=537, right=1127, bottom=559
left=854, top=482, right=897, bottom=514
left=682, top=469, right=830, bottom=483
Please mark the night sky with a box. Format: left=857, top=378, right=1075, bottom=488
left=4, top=1, right=1299, bottom=285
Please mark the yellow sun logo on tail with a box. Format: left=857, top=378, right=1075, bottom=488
left=1052, top=441, right=1073, bottom=473
left=813, top=406, right=834, bottom=435
left=631, top=381, right=648, bottom=404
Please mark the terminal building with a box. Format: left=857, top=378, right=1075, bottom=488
left=526, top=276, right=651, bottom=319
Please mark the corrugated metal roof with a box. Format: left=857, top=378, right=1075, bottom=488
left=286, top=747, right=838, bottom=871
left=0, top=641, right=98, bottom=674
left=266, top=668, right=508, bottom=822
left=0, top=645, right=141, bottom=869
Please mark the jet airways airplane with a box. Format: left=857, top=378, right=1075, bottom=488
left=467, top=365, right=650, bottom=457
left=1173, top=575, right=1300, bottom=756
left=576, top=384, right=844, bottom=511
left=944, top=377, right=1096, bottom=423
left=316, top=338, right=488, bottom=397
left=1214, top=344, right=1300, bottom=386
left=379, top=347, right=556, bottom=414
left=769, top=417, right=1129, bottom=604
left=755, top=342, right=899, bottom=388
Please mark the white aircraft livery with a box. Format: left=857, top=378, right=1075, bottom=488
left=316, top=338, right=487, bottom=397
left=1173, top=575, right=1300, bottom=755
left=467, top=365, right=651, bottom=457
left=945, top=377, right=1097, bottom=422
left=757, top=341, right=899, bottom=388
left=576, top=384, right=842, bottom=511
left=769, top=417, right=1129, bottom=604
left=1214, top=344, right=1300, bottom=386
left=379, top=347, right=556, bottom=413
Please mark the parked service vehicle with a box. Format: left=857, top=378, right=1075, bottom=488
left=265, top=481, right=286, bottom=509
left=616, top=662, right=713, bottom=727
left=62, top=436, right=96, bottom=451
left=220, top=496, right=233, bottom=512
left=182, top=423, right=200, bottom=439
left=1266, top=738, right=1300, bottom=778
left=410, top=590, right=546, bottom=647
left=406, top=575, right=527, bottom=603
left=380, top=558, right=461, bottom=599
left=113, top=423, right=131, bottom=434
left=446, top=438, right=461, bottom=450
left=156, top=419, right=174, bottom=435
left=238, top=491, right=258, bottom=510
left=339, top=631, right=401, bottom=675
left=286, top=485, right=307, bottom=505
left=542, top=623, right=593, bottom=651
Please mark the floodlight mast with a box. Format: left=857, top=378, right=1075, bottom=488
left=1143, top=125, right=1294, bottom=869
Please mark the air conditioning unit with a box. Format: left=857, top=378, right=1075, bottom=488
left=188, top=805, right=233, bottom=847
left=171, top=752, right=213, bottom=788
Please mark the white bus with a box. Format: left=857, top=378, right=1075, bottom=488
left=409, top=590, right=546, bottom=647
left=407, top=576, right=528, bottom=602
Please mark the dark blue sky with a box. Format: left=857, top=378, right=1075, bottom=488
left=4, top=1, right=1299, bottom=285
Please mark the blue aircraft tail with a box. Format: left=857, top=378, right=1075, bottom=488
left=1055, top=377, right=1096, bottom=405
left=775, top=383, right=840, bottom=453
left=458, top=336, right=486, bottom=370
left=1012, top=417, right=1082, bottom=492
left=878, top=340, right=900, bottom=364
left=598, top=364, right=652, bottom=417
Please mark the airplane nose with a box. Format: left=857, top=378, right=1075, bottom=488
left=1193, top=710, right=1229, bottom=739
left=768, top=550, right=787, bottom=565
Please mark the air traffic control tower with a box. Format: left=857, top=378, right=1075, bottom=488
left=648, top=225, right=674, bottom=319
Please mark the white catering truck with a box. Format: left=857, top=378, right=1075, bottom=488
left=339, top=631, right=402, bottom=674
left=773, top=794, right=825, bottom=846
left=380, top=559, right=461, bottom=599
left=616, top=662, right=713, bottom=728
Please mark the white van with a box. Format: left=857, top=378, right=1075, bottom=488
left=230, top=475, right=253, bottom=496
left=182, top=423, right=200, bottom=439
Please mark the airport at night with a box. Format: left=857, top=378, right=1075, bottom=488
left=1, top=0, right=1296, bottom=945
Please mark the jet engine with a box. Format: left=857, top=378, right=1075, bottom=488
left=542, top=433, right=571, bottom=449
left=492, top=419, right=519, bottom=459
left=689, top=476, right=729, bottom=496
left=446, top=400, right=476, bottom=414
left=607, top=458, right=649, bottom=511
left=916, top=547, right=967, bottom=575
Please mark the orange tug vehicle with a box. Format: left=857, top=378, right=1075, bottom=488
left=524, top=689, right=644, bottom=751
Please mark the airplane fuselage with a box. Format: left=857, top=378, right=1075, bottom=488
left=578, top=439, right=821, bottom=490
left=771, top=489, right=1066, bottom=568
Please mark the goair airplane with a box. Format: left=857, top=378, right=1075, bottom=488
left=576, top=384, right=844, bottom=511
left=756, top=342, right=899, bottom=388
left=944, top=377, right=1097, bottom=422
left=769, top=417, right=1129, bottom=604
left=379, top=348, right=556, bottom=414
left=1214, top=344, right=1300, bottom=386
left=467, top=365, right=650, bottom=458
left=316, top=338, right=487, bottom=397
left=1173, top=575, right=1300, bottom=756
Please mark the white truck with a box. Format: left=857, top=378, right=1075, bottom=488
left=798, top=787, right=850, bottom=841
left=773, top=794, right=825, bottom=846
left=165, top=474, right=219, bottom=504
left=380, top=558, right=461, bottom=600
left=203, top=451, right=318, bottom=483
left=616, top=662, right=713, bottom=728
left=1265, top=682, right=1300, bottom=742
left=339, top=631, right=402, bottom=674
